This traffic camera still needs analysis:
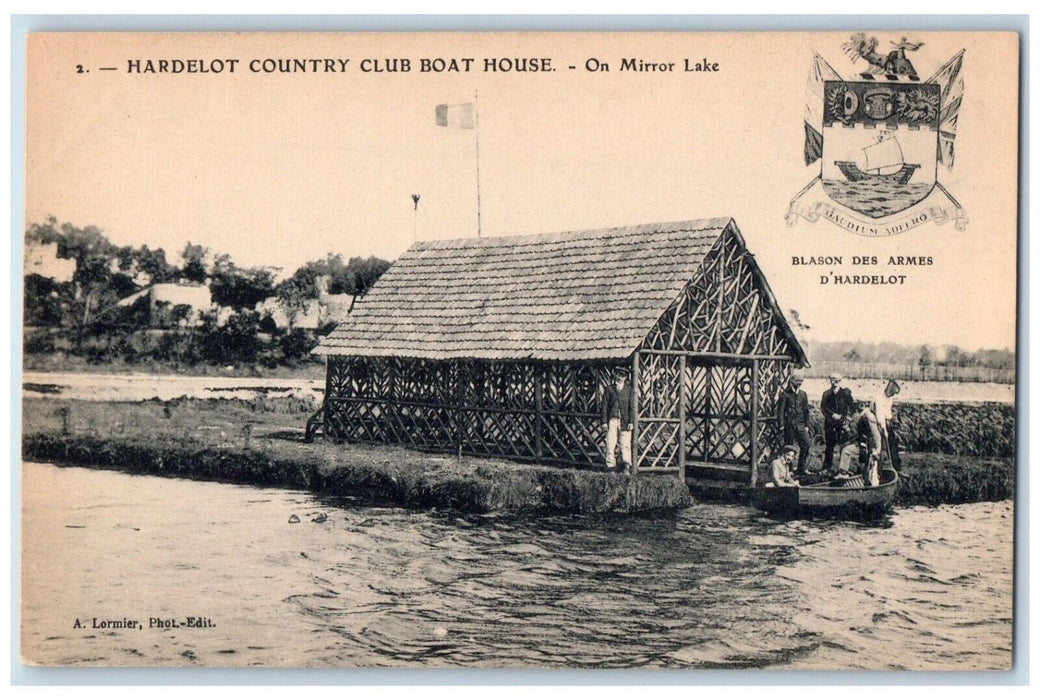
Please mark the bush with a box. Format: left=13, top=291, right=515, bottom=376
left=278, top=328, right=318, bottom=364
left=197, top=310, right=263, bottom=364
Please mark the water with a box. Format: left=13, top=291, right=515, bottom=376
left=21, top=463, right=1013, bottom=669
left=823, top=180, right=934, bottom=219
left=23, top=370, right=1016, bottom=404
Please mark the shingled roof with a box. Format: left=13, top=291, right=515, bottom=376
left=316, top=218, right=804, bottom=362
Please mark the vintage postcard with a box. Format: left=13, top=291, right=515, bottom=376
left=20, top=30, right=1019, bottom=670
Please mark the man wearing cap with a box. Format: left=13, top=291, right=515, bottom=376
left=777, top=373, right=812, bottom=474
left=601, top=370, right=635, bottom=472
left=767, top=445, right=801, bottom=487
left=821, top=373, right=856, bottom=472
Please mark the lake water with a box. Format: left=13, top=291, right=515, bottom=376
left=21, top=462, right=1013, bottom=670
left=22, top=370, right=1015, bottom=404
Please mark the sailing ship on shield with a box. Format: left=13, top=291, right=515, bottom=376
left=834, top=132, right=919, bottom=184
left=788, top=34, right=967, bottom=233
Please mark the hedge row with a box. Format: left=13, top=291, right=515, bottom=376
left=800, top=401, right=1015, bottom=459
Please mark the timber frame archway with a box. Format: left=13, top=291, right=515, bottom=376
left=316, top=218, right=807, bottom=484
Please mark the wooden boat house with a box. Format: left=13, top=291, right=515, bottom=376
left=314, top=218, right=808, bottom=484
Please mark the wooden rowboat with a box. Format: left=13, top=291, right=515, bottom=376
left=751, top=468, right=900, bottom=518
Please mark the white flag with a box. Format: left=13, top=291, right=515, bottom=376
left=435, top=103, right=475, bottom=129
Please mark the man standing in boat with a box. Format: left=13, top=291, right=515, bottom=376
left=601, top=369, right=635, bottom=472
left=821, top=372, right=856, bottom=472
left=874, top=379, right=903, bottom=470
left=837, top=403, right=883, bottom=484
left=777, top=373, right=812, bottom=475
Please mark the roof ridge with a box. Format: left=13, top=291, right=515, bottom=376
left=412, top=217, right=732, bottom=250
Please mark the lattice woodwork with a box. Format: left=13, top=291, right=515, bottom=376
left=324, top=356, right=614, bottom=469
left=678, top=360, right=755, bottom=469
left=322, top=232, right=800, bottom=479
left=643, top=230, right=796, bottom=358
left=754, top=359, right=791, bottom=461
left=636, top=352, right=683, bottom=470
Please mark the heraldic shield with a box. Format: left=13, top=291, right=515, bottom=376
left=821, top=79, right=940, bottom=218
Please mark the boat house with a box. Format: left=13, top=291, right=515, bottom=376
left=314, top=218, right=808, bottom=484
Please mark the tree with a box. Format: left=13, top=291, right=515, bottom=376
left=179, top=242, right=210, bottom=283
left=918, top=345, right=933, bottom=370
left=210, top=255, right=276, bottom=310
left=25, top=219, right=163, bottom=328
left=277, top=253, right=391, bottom=328
left=343, top=255, right=391, bottom=296
left=118, top=244, right=176, bottom=285
left=942, top=345, right=976, bottom=367
left=23, top=274, right=69, bottom=327
left=197, top=309, right=264, bottom=364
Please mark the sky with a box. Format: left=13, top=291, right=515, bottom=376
left=24, top=31, right=1019, bottom=351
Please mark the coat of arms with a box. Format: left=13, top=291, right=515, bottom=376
left=788, top=34, right=967, bottom=235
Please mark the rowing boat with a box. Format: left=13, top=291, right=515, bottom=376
left=750, top=468, right=900, bottom=518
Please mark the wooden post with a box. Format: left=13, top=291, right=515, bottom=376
left=750, top=359, right=760, bottom=486
left=704, top=366, right=713, bottom=463
left=322, top=357, right=333, bottom=440
left=631, top=352, right=640, bottom=476
left=455, top=360, right=465, bottom=458
left=534, top=364, right=544, bottom=461
left=678, top=354, right=687, bottom=482
left=716, top=241, right=726, bottom=353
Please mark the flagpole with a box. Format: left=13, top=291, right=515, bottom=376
left=412, top=193, right=420, bottom=242
left=475, top=90, right=482, bottom=238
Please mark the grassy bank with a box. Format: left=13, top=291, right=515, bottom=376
left=21, top=398, right=1013, bottom=512
left=21, top=398, right=690, bottom=514
left=895, top=453, right=1015, bottom=506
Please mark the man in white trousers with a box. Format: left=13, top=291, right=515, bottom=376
left=601, top=370, right=635, bottom=472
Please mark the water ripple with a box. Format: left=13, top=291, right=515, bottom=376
left=21, top=463, right=1013, bottom=670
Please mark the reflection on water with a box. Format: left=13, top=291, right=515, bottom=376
left=21, top=463, right=1012, bottom=669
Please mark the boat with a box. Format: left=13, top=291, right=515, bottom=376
left=834, top=134, right=919, bottom=184
left=751, top=468, right=900, bottom=518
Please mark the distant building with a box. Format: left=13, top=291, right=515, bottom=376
left=115, top=282, right=212, bottom=326
left=320, top=294, right=355, bottom=324
left=256, top=297, right=321, bottom=330
left=254, top=278, right=356, bottom=330
left=24, top=241, right=76, bottom=283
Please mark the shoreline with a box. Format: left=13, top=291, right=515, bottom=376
left=22, top=434, right=1016, bottom=512
left=20, top=397, right=1014, bottom=514
left=22, top=433, right=693, bottom=515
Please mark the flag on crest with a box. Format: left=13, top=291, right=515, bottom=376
left=803, top=52, right=841, bottom=166
left=436, top=103, right=475, bottom=129
left=926, top=50, right=965, bottom=168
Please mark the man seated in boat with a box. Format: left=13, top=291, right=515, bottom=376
left=765, top=445, right=801, bottom=488
left=835, top=403, right=883, bottom=484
